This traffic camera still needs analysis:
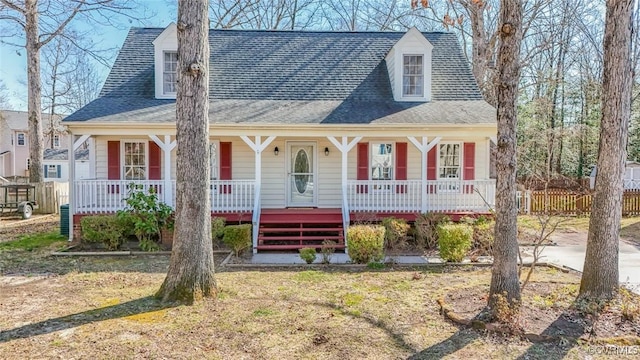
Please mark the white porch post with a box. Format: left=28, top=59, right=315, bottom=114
left=68, top=134, right=90, bottom=241
left=327, top=136, right=362, bottom=251
left=149, top=135, right=177, bottom=207
left=241, top=135, right=276, bottom=253
left=408, top=136, right=441, bottom=213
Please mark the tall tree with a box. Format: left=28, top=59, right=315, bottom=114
left=0, top=0, right=137, bottom=183
left=0, top=79, right=11, bottom=109
left=579, top=0, right=634, bottom=300
left=488, top=0, right=523, bottom=308
left=156, top=0, right=217, bottom=303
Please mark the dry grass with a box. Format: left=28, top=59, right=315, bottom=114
left=0, top=246, right=601, bottom=359
left=1, top=217, right=636, bottom=358
left=519, top=215, right=640, bottom=245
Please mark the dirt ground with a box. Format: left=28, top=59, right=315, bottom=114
left=1, top=216, right=639, bottom=358
left=0, top=214, right=60, bottom=242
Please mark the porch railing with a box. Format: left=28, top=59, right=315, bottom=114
left=347, top=179, right=496, bottom=213
left=209, top=180, right=255, bottom=212
left=74, top=179, right=255, bottom=214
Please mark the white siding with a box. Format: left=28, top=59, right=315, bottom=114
left=93, top=135, right=493, bottom=209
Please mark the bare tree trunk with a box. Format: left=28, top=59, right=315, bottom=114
left=466, top=0, right=494, bottom=105
left=25, top=0, right=43, bottom=183
left=157, top=0, right=217, bottom=303
left=579, top=0, right=633, bottom=300
left=489, top=0, right=523, bottom=309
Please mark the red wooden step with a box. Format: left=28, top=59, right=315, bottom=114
left=256, top=244, right=346, bottom=250
left=260, top=216, right=343, bottom=224
left=258, top=235, right=343, bottom=240
left=259, top=227, right=343, bottom=233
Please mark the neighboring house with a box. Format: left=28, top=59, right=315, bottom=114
left=43, top=148, right=91, bottom=181
left=63, top=25, right=498, bottom=251
left=590, top=161, right=640, bottom=190
left=0, top=110, right=69, bottom=179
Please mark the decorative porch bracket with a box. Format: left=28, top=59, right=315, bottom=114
left=149, top=135, right=177, bottom=207
left=407, top=136, right=441, bottom=213
left=241, top=135, right=276, bottom=253
left=327, top=136, right=362, bottom=251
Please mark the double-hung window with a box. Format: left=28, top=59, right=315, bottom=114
left=438, top=143, right=461, bottom=192
left=163, top=51, right=178, bottom=95
left=403, top=55, right=424, bottom=97
left=53, top=135, right=60, bottom=148
left=47, top=164, right=58, bottom=178
left=17, top=133, right=26, bottom=146
left=371, top=143, right=393, bottom=190
left=123, top=141, right=146, bottom=180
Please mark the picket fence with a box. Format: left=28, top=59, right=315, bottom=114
left=518, top=189, right=640, bottom=216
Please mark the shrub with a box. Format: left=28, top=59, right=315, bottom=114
left=437, top=223, right=473, bottom=262
left=80, top=215, right=124, bottom=250
left=381, top=217, right=410, bottom=249
left=299, top=247, right=317, bottom=264
left=472, top=221, right=494, bottom=256
left=139, top=238, right=161, bottom=252
left=223, top=224, right=252, bottom=256
left=414, top=213, right=450, bottom=250
left=117, top=184, right=173, bottom=248
left=347, top=225, right=385, bottom=264
left=211, top=217, right=226, bottom=239
left=321, top=240, right=337, bottom=264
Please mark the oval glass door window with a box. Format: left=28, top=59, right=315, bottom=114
left=294, top=149, right=310, bottom=194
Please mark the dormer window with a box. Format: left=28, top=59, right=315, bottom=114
left=384, top=27, right=432, bottom=102
left=403, top=55, right=424, bottom=97
left=163, top=51, right=178, bottom=95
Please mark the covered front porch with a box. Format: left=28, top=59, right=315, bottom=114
left=67, top=129, right=497, bottom=252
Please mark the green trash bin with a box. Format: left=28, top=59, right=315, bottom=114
left=60, top=204, right=69, bottom=237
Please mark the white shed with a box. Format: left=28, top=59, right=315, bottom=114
left=589, top=161, right=640, bottom=190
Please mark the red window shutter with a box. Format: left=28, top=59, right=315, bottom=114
left=220, top=142, right=232, bottom=194
left=395, top=142, right=407, bottom=193
left=357, top=142, right=368, bottom=194
left=149, top=141, right=162, bottom=180
left=107, top=141, right=120, bottom=194
left=427, top=146, right=437, bottom=194
left=108, top=141, right=120, bottom=180
left=463, top=142, right=475, bottom=194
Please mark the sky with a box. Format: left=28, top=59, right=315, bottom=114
left=0, top=1, right=176, bottom=111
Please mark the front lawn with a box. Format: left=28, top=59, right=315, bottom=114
left=1, top=250, right=615, bottom=359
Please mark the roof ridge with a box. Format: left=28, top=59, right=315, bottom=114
left=128, top=26, right=453, bottom=35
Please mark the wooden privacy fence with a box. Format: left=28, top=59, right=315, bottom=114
left=520, top=189, right=640, bottom=216
left=34, top=181, right=69, bottom=214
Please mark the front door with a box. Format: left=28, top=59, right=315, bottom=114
left=287, top=142, right=317, bottom=207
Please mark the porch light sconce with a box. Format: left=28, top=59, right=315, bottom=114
left=274, top=146, right=279, bottom=156
left=324, top=147, right=330, bottom=156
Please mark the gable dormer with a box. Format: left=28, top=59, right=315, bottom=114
left=153, top=23, right=178, bottom=99
left=385, top=27, right=433, bottom=102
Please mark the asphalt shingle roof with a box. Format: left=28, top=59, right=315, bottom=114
left=65, top=28, right=492, bottom=124
left=43, top=148, right=89, bottom=161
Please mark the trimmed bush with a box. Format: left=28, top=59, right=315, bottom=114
left=299, top=247, right=317, bottom=264
left=472, top=221, right=494, bottom=256
left=414, top=213, right=450, bottom=249
left=80, top=215, right=124, bottom=250
left=460, top=216, right=494, bottom=256
left=381, top=217, right=410, bottom=249
left=211, top=217, right=226, bottom=239
left=223, top=224, right=252, bottom=256
left=437, top=223, right=473, bottom=262
left=347, top=225, right=385, bottom=264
